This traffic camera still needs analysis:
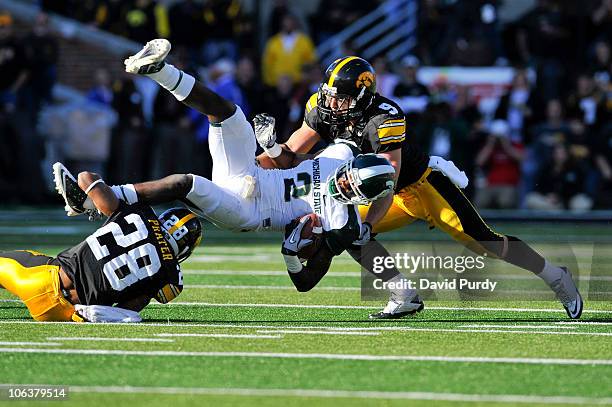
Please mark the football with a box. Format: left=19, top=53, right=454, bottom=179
left=296, top=213, right=323, bottom=261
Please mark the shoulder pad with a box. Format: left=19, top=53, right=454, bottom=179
left=305, top=93, right=318, bottom=114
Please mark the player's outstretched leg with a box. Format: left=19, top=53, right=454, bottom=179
left=124, top=39, right=234, bottom=122
left=423, top=172, right=583, bottom=319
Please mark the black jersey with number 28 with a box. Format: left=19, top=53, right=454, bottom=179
left=55, top=202, right=182, bottom=306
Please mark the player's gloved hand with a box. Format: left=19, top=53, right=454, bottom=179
left=353, top=222, right=372, bottom=246
left=253, top=113, right=282, bottom=158
left=281, top=216, right=314, bottom=257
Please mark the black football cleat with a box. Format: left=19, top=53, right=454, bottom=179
left=52, top=162, right=88, bottom=217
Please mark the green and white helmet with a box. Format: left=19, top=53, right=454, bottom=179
left=328, top=154, right=396, bottom=205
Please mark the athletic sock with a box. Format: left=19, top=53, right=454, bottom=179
left=537, top=259, right=564, bottom=286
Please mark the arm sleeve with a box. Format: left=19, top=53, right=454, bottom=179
left=288, top=243, right=335, bottom=292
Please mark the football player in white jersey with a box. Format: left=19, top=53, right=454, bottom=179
left=54, top=39, right=424, bottom=317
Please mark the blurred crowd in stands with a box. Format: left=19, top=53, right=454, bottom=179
left=1, top=0, right=611, bottom=211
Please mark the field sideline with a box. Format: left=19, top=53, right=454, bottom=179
left=0, top=209, right=611, bottom=406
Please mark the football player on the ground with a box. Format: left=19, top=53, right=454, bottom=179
left=0, top=166, right=201, bottom=322
left=255, top=57, right=583, bottom=320
left=55, top=39, right=424, bottom=318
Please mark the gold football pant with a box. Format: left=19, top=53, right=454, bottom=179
left=360, top=169, right=546, bottom=274
left=0, top=251, right=75, bottom=321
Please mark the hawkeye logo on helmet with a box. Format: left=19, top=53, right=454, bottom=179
left=356, top=71, right=374, bottom=89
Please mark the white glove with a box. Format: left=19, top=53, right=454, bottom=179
left=253, top=113, right=282, bottom=157
left=428, top=156, right=469, bottom=189
left=353, top=222, right=372, bottom=246
left=281, top=216, right=314, bottom=256
left=74, top=304, right=142, bottom=323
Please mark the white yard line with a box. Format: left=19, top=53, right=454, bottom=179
left=161, top=301, right=612, bottom=314
left=0, top=341, right=61, bottom=346
left=46, top=337, right=174, bottom=343
left=0, top=348, right=610, bottom=366
left=401, top=328, right=612, bottom=337
left=459, top=324, right=577, bottom=330
left=256, top=330, right=380, bottom=336
left=62, top=385, right=612, bottom=405
left=2, top=384, right=610, bottom=404
left=154, top=333, right=282, bottom=339
left=2, top=299, right=610, bottom=313
left=184, top=284, right=359, bottom=291
left=182, top=269, right=360, bottom=277
left=181, top=269, right=612, bottom=281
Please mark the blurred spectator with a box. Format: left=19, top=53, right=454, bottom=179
left=517, top=0, right=572, bottom=101
left=447, top=1, right=503, bottom=66
left=201, top=0, right=242, bottom=63
left=23, top=13, right=58, bottom=117
left=591, top=0, right=612, bottom=43
left=417, top=102, right=469, bottom=169
left=262, top=74, right=294, bottom=142
left=0, top=12, right=28, bottom=113
left=372, top=56, right=398, bottom=98
left=494, top=69, right=536, bottom=141
left=591, top=40, right=610, bottom=81
left=151, top=83, right=195, bottom=179
left=309, top=0, right=375, bottom=44
left=286, top=63, right=323, bottom=134
left=392, top=55, right=430, bottom=115
left=526, top=143, right=593, bottom=211
left=594, top=122, right=612, bottom=207
left=474, top=120, right=525, bottom=209
left=95, top=0, right=130, bottom=36
left=522, top=99, right=571, bottom=196
left=267, top=0, right=290, bottom=37
left=124, top=0, right=169, bottom=44
left=168, top=0, right=205, bottom=53
left=236, top=55, right=263, bottom=120
left=86, top=68, right=114, bottom=106
left=108, top=71, right=150, bottom=183
left=39, top=100, right=117, bottom=177
left=566, top=74, right=600, bottom=128
left=262, top=13, right=317, bottom=88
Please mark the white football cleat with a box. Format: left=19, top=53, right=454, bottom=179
left=550, top=267, right=583, bottom=319
left=369, top=295, right=424, bottom=319
left=124, top=39, right=171, bottom=75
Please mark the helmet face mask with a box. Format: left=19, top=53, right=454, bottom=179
left=317, top=57, right=376, bottom=128
left=158, top=208, right=202, bottom=263
left=317, top=84, right=364, bottom=127
left=328, top=154, right=396, bottom=205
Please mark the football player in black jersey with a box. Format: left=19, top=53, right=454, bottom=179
left=255, top=56, right=583, bottom=320
left=0, top=166, right=201, bottom=322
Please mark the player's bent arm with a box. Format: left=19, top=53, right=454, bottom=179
left=77, top=172, right=119, bottom=217
left=256, top=122, right=322, bottom=169
left=363, top=149, right=401, bottom=227
left=287, top=245, right=335, bottom=292
left=116, top=293, right=151, bottom=312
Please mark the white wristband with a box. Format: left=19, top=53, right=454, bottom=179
left=265, top=143, right=282, bottom=158
left=283, top=254, right=303, bottom=274
left=111, top=184, right=138, bottom=204
left=84, top=179, right=105, bottom=194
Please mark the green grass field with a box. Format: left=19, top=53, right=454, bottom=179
left=0, top=209, right=611, bottom=406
